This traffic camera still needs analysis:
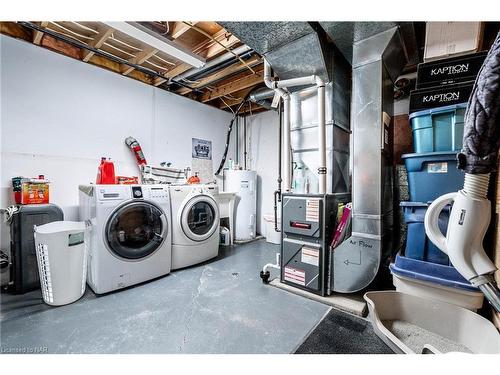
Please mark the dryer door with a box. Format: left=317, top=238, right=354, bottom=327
left=181, top=195, right=220, bottom=242
left=105, top=201, right=167, bottom=260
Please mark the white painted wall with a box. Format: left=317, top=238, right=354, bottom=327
left=0, top=35, right=233, bottom=251
left=243, top=110, right=280, bottom=235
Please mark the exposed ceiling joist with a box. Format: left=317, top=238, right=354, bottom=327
left=32, top=21, right=48, bottom=45
left=201, top=67, right=263, bottom=102
left=153, top=62, right=192, bottom=86
left=0, top=21, right=267, bottom=114
left=121, top=47, right=158, bottom=75
left=192, top=29, right=239, bottom=58
left=176, top=55, right=262, bottom=95
left=82, top=27, right=113, bottom=62
left=170, top=21, right=198, bottom=39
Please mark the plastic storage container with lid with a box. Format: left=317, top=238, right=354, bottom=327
left=390, top=253, right=484, bottom=311
left=409, top=103, right=466, bottom=153
left=34, top=221, right=88, bottom=306
left=402, top=151, right=464, bottom=202
left=400, top=201, right=450, bottom=265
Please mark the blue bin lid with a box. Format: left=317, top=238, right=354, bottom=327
left=401, top=151, right=459, bottom=160
left=408, top=102, right=468, bottom=120
left=390, top=253, right=478, bottom=291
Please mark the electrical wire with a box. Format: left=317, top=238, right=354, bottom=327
left=215, top=90, right=258, bottom=176
left=219, top=97, right=235, bottom=114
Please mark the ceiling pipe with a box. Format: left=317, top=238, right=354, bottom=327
left=265, top=61, right=327, bottom=194
left=264, top=59, right=292, bottom=192
left=177, top=45, right=252, bottom=81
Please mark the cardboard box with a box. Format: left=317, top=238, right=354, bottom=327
left=416, top=52, right=487, bottom=89
left=424, top=22, right=484, bottom=62
left=20, top=181, right=49, bottom=205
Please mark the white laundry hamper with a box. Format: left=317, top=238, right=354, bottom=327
left=34, top=221, right=89, bottom=306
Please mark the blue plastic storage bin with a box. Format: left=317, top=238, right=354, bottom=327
left=400, top=202, right=450, bottom=265
left=402, top=151, right=464, bottom=202
left=390, top=253, right=477, bottom=292
left=409, top=103, right=467, bottom=153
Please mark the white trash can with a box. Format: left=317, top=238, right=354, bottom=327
left=34, top=221, right=88, bottom=306
left=263, top=214, right=281, bottom=244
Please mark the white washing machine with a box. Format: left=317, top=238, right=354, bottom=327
left=169, top=184, right=220, bottom=270
left=79, top=184, right=171, bottom=294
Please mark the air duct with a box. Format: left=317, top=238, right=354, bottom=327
left=331, top=27, right=407, bottom=293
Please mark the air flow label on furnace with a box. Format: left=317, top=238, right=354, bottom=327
left=305, top=199, right=320, bottom=222
left=427, top=162, right=448, bottom=173
left=301, top=246, right=319, bottom=266
left=284, top=266, right=305, bottom=286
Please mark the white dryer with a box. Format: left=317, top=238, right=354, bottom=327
left=79, top=184, right=171, bottom=294
left=169, top=184, right=220, bottom=270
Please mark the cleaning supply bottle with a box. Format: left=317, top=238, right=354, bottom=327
left=187, top=172, right=201, bottom=184
left=96, top=157, right=116, bottom=184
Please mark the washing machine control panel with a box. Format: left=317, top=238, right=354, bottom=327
left=132, top=186, right=143, bottom=199
left=145, top=186, right=169, bottom=201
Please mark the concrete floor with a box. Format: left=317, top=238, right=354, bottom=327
left=0, top=240, right=331, bottom=354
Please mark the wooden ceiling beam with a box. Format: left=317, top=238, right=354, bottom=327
left=191, top=29, right=239, bottom=58
left=153, top=27, right=241, bottom=87
left=82, top=27, right=113, bottom=62
left=153, top=62, right=192, bottom=86
left=215, top=86, right=256, bottom=109
left=201, top=66, right=263, bottom=103
left=32, top=21, right=49, bottom=45
left=176, top=55, right=262, bottom=95
left=121, top=47, right=158, bottom=76
left=170, top=21, right=198, bottom=39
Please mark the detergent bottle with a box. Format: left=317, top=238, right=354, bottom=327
left=96, top=157, right=116, bottom=184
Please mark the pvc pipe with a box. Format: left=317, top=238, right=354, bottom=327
left=282, top=94, right=291, bottom=192
left=263, top=253, right=281, bottom=273
left=264, top=60, right=327, bottom=193
left=317, top=81, right=326, bottom=194
left=264, top=59, right=291, bottom=192
left=274, top=75, right=317, bottom=88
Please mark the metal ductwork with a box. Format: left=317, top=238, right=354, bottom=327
left=248, top=87, right=276, bottom=110
left=223, top=22, right=351, bottom=195
left=332, top=27, right=407, bottom=293
left=319, top=22, right=420, bottom=66
left=221, top=22, right=332, bottom=86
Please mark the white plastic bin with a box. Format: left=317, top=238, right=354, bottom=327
left=34, top=221, right=88, bottom=306
left=263, top=214, right=281, bottom=244
left=392, top=272, right=484, bottom=311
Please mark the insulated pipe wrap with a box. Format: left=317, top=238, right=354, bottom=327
left=458, top=32, right=500, bottom=174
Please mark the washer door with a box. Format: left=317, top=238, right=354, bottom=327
left=105, top=201, right=167, bottom=260
left=181, top=195, right=219, bottom=242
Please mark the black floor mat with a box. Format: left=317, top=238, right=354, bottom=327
left=294, top=308, right=394, bottom=354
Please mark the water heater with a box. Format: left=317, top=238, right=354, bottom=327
left=224, top=170, right=257, bottom=241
